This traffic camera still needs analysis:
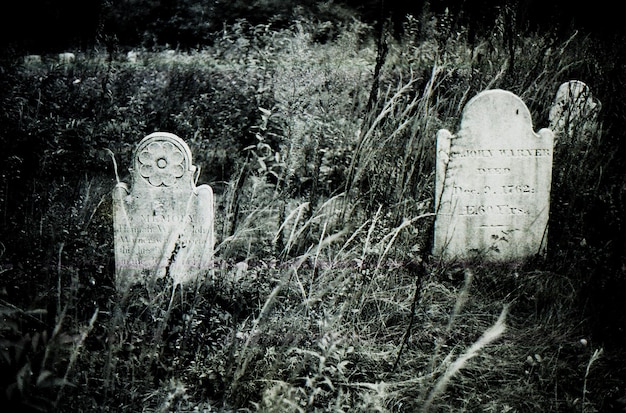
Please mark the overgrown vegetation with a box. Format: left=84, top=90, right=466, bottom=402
left=1, top=3, right=625, bottom=412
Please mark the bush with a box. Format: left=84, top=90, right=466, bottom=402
left=0, top=9, right=624, bottom=413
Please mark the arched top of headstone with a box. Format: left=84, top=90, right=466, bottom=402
left=553, top=80, right=592, bottom=105
left=133, top=132, right=195, bottom=188
left=459, top=89, right=537, bottom=142
left=548, top=80, right=601, bottom=144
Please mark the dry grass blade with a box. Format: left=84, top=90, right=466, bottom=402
left=421, top=305, right=509, bottom=413
left=274, top=201, right=309, bottom=247
left=232, top=283, right=282, bottom=390
left=375, top=213, right=434, bottom=269
left=582, top=348, right=604, bottom=412
left=363, top=205, right=383, bottom=260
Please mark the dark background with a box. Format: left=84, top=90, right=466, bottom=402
left=1, top=0, right=624, bottom=53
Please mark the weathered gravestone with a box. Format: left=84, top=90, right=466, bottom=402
left=113, top=132, right=214, bottom=288
left=549, top=80, right=601, bottom=145
left=434, top=90, right=554, bottom=261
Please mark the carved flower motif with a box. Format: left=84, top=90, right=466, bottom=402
left=138, top=141, right=185, bottom=186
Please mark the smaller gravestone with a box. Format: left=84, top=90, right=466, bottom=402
left=434, top=89, right=554, bottom=261
left=127, top=50, right=140, bottom=63
left=23, top=55, right=42, bottom=65
left=113, top=132, right=214, bottom=288
left=58, top=52, right=76, bottom=64
left=549, top=80, right=601, bottom=145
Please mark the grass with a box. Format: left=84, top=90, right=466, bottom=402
left=1, top=8, right=625, bottom=413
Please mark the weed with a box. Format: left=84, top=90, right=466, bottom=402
left=0, top=8, right=624, bottom=413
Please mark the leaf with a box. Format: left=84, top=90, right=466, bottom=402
left=0, top=319, right=19, bottom=333
left=0, top=347, right=12, bottom=364
left=320, top=376, right=335, bottom=391
left=31, top=332, right=40, bottom=351
left=337, top=360, right=351, bottom=374
left=36, top=370, right=54, bottom=387
left=16, top=362, right=32, bottom=393
left=14, top=338, right=28, bottom=364
left=257, top=157, right=267, bottom=171
left=36, top=370, right=72, bottom=389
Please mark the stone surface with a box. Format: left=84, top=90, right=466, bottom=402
left=434, top=89, right=554, bottom=261
left=58, top=52, right=76, bottom=64
left=549, top=80, right=601, bottom=144
left=127, top=50, right=140, bottom=63
left=23, top=55, right=42, bottom=65
left=113, top=132, right=214, bottom=287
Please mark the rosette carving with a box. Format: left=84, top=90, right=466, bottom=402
left=137, top=141, right=185, bottom=187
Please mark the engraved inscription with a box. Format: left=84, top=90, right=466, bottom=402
left=477, top=167, right=511, bottom=175
left=454, top=184, right=536, bottom=196
left=451, top=148, right=551, bottom=159
left=433, top=89, right=554, bottom=261
left=460, top=205, right=528, bottom=216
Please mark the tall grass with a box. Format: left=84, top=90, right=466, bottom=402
left=0, top=9, right=623, bottom=413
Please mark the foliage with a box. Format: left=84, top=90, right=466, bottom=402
left=0, top=5, right=625, bottom=413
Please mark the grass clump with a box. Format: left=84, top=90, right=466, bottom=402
left=1, top=7, right=625, bottom=413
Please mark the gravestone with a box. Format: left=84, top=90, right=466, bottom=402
left=434, top=90, right=554, bottom=261
left=113, top=132, right=214, bottom=288
left=23, top=54, right=42, bottom=65
left=58, top=52, right=76, bottom=64
left=548, top=80, right=601, bottom=145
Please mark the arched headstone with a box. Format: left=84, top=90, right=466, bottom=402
left=549, top=80, right=601, bottom=145
left=434, top=90, right=554, bottom=261
left=113, top=132, right=214, bottom=288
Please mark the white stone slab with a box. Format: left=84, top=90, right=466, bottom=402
left=113, top=132, right=214, bottom=287
left=549, top=80, right=601, bottom=144
left=434, top=90, right=554, bottom=261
